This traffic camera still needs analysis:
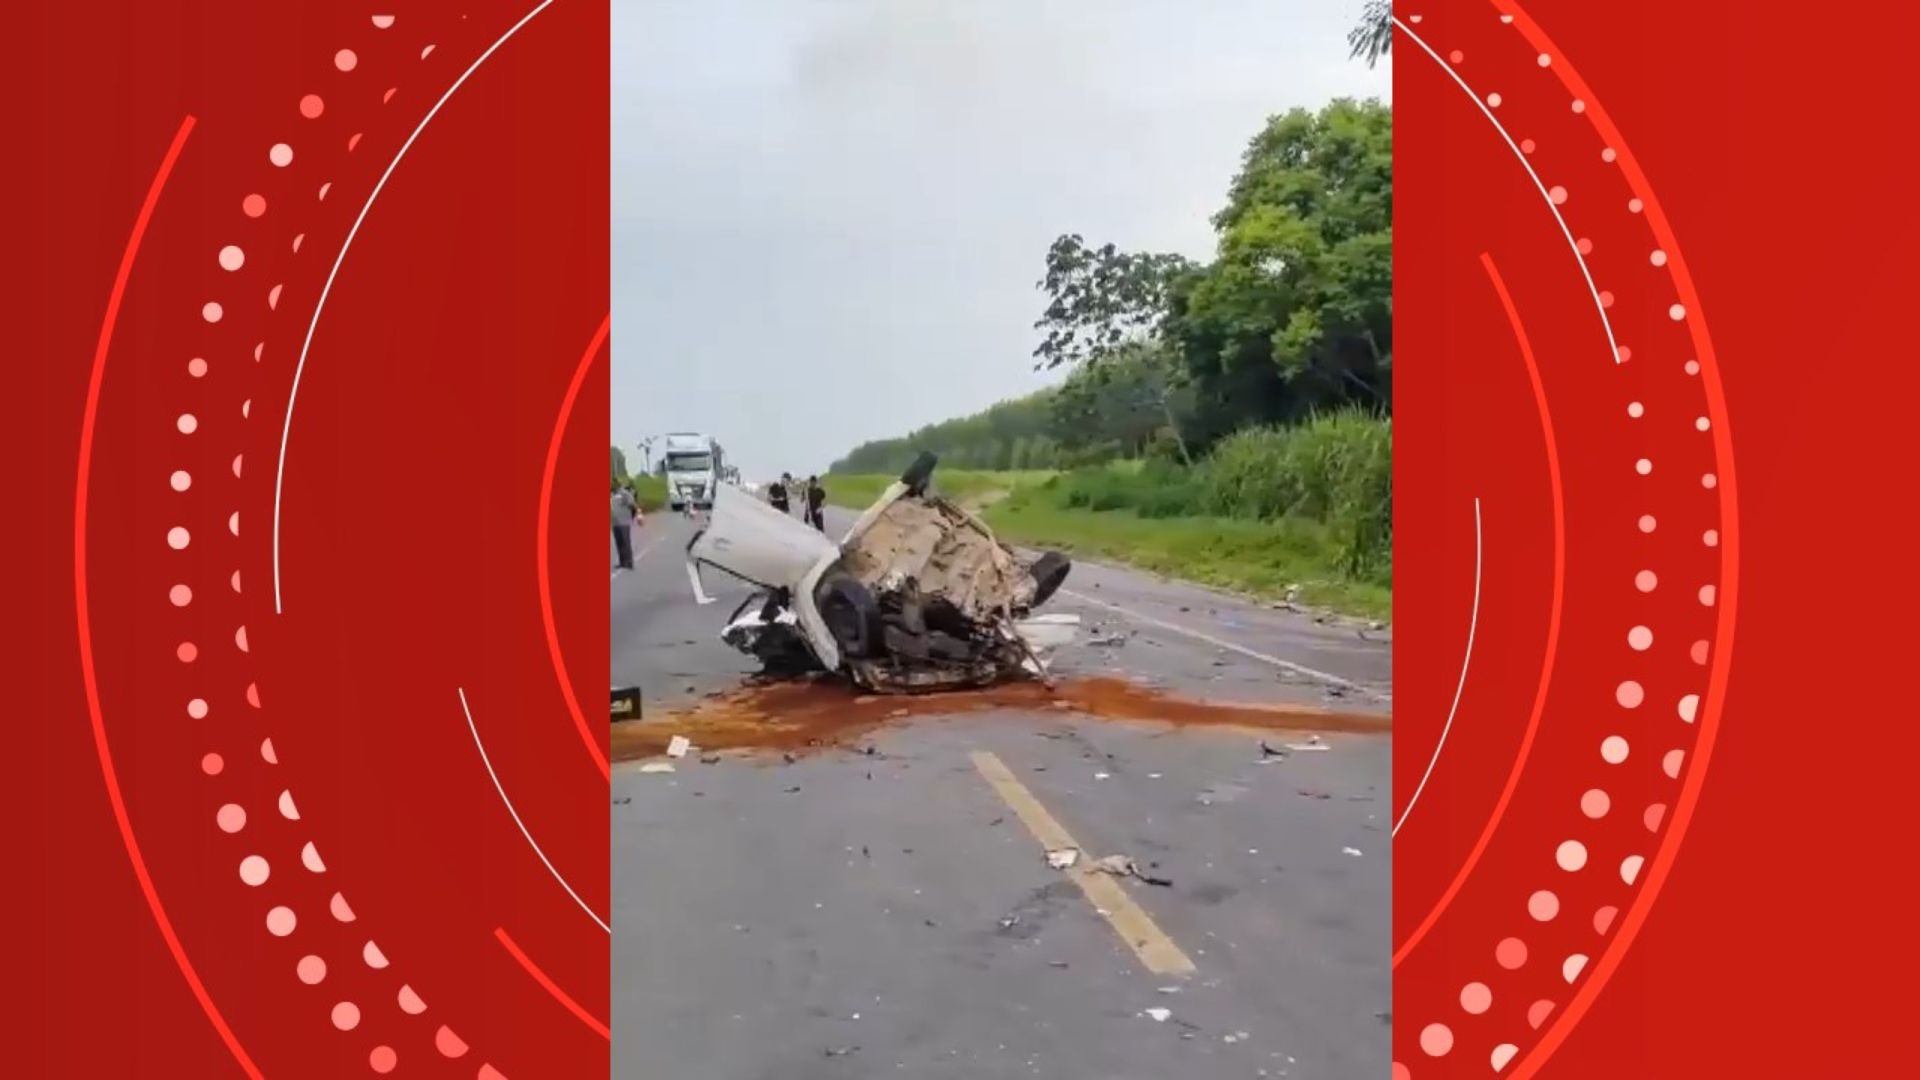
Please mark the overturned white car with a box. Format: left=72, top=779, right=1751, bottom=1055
left=686, top=454, right=1077, bottom=693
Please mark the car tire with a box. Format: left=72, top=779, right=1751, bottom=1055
left=900, top=452, right=937, bottom=495
left=816, top=572, right=881, bottom=659
left=1029, top=551, right=1072, bottom=606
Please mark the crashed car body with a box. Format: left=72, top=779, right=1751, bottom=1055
left=686, top=455, right=1076, bottom=692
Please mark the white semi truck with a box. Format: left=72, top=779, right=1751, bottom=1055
left=662, top=432, right=722, bottom=511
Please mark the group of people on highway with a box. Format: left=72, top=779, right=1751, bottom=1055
left=768, top=472, right=827, bottom=531
left=612, top=469, right=828, bottom=572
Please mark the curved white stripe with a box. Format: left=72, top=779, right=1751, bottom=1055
left=459, top=687, right=610, bottom=934
left=274, top=0, right=557, bottom=613
left=1393, top=16, right=1622, bottom=367
left=1393, top=498, right=1481, bottom=838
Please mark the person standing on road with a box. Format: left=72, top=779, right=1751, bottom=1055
left=612, top=485, right=639, bottom=569
left=780, top=472, right=797, bottom=516
left=806, top=475, right=826, bottom=531
left=768, top=474, right=790, bottom=514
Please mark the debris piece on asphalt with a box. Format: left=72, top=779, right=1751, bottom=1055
left=862, top=745, right=878, bottom=756
left=1260, top=740, right=1286, bottom=759
left=823, top=1046, right=858, bottom=1058
left=988, top=817, right=1005, bottom=827
left=1298, top=790, right=1332, bottom=800
left=1046, top=848, right=1081, bottom=870
left=666, top=735, right=691, bottom=758
left=612, top=796, right=631, bottom=806
left=887, top=708, right=910, bottom=719
left=1285, top=742, right=1331, bottom=753
left=782, top=752, right=797, bottom=765
left=1143, top=1008, right=1172, bottom=1022
left=699, top=754, right=721, bottom=764
left=1156, top=986, right=1182, bottom=995
left=855, top=695, right=880, bottom=704
left=638, top=762, right=675, bottom=774
left=784, top=786, right=802, bottom=793
left=1094, top=771, right=1111, bottom=780
left=1090, top=854, right=1174, bottom=887
left=1089, top=634, right=1127, bottom=647
left=1343, top=846, right=1364, bottom=857
left=1048, top=960, right=1070, bottom=968
left=999, top=915, right=1020, bottom=930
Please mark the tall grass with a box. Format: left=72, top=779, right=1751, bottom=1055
left=1006, top=408, right=1391, bottom=583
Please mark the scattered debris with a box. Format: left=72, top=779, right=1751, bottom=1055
left=1342, top=846, right=1364, bottom=857
left=1089, top=634, right=1128, bottom=647
left=699, top=754, right=721, bottom=765
left=1285, top=738, right=1331, bottom=752
left=988, top=817, right=1005, bottom=827
left=1260, top=740, right=1286, bottom=759
left=1143, top=1008, right=1172, bottom=1023
left=1298, top=790, right=1333, bottom=800
left=887, top=708, right=910, bottom=719
left=823, top=1046, right=858, bottom=1058
left=1048, top=960, right=1070, bottom=969
left=638, top=762, right=675, bottom=774
left=999, top=915, right=1021, bottom=931
left=782, top=752, right=798, bottom=765
left=612, top=796, right=631, bottom=806
left=1046, top=848, right=1081, bottom=870
left=666, top=735, right=691, bottom=758
left=1091, top=854, right=1174, bottom=887
left=784, top=786, right=802, bottom=794
left=1094, top=771, right=1111, bottom=780
left=1156, top=986, right=1182, bottom=995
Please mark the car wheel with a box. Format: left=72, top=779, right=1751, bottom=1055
left=900, top=452, right=937, bottom=495
left=816, top=572, right=880, bottom=659
left=1029, top=551, right=1072, bottom=606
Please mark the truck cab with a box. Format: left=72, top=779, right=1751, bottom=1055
left=662, top=432, right=721, bottom=511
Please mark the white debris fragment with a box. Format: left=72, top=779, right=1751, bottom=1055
left=1342, top=846, right=1364, bottom=857
left=1046, top=848, right=1081, bottom=870
left=1143, top=1008, right=1172, bottom=1022
left=1094, top=772, right=1111, bottom=780
left=1285, top=743, right=1331, bottom=753
left=638, top=762, right=676, bottom=774
left=666, top=736, right=691, bottom=758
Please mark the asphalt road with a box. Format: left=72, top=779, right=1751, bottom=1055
left=611, top=505, right=1392, bottom=1078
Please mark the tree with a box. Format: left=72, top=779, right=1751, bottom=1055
left=611, top=446, right=629, bottom=490
left=1349, top=1, right=1392, bottom=68
left=1033, top=235, right=1194, bottom=371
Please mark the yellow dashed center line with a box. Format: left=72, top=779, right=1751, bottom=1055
left=970, top=750, right=1196, bottom=977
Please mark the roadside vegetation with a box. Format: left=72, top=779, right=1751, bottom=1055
left=829, top=99, right=1392, bottom=618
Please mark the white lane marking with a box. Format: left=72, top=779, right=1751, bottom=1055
left=1394, top=16, right=1621, bottom=366
left=274, top=0, right=556, bottom=614
left=1061, top=588, right=1390, bottom=703
left=1393, top=498, right=1481, bottom=837
left=459, top=686, right=610, bottom=934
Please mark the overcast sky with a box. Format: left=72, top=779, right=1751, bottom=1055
left=611, top=0, right=1390, bottom=480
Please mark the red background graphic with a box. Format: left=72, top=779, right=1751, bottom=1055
left=6, top=0, right=1919, bottom=1076
left=7, top=1, right=609, bottom=1076
left=1395, top=0, right=1915, bottom=1076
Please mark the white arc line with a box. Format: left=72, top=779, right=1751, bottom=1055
left=459, top=687, right=610, bottom=934
left=1393, top=498, right=1481, bottom=838
left=274, top=0, right=557, bottom=614
left=1061, top=588, right=1389, bottom=703
left=1393, top=16, right=1622, bottom=366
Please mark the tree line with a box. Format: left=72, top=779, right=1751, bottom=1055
left=831, top=97, right=1390, bottom=477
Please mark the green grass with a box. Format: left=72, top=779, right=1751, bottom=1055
left=984, top=498, right=1391, bottom=620
left=625, top=475, right=667, bottom=512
